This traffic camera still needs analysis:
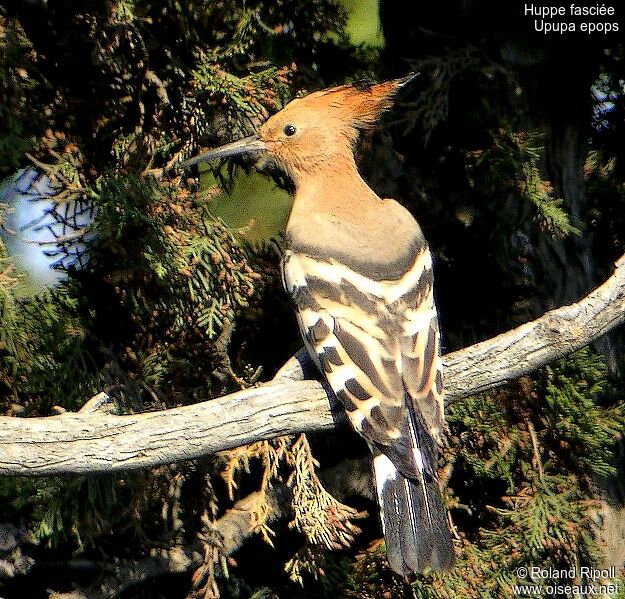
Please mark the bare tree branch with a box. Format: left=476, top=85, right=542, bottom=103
left=1, top=254, right=624, bottom=477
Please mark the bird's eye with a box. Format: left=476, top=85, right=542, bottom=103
left=283, top=124, right=297, bottom=137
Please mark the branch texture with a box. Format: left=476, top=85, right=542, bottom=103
left=1, top=255, right=624, bottom=476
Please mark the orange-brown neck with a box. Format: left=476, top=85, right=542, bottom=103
left=286, top=149, right=380, bottom=228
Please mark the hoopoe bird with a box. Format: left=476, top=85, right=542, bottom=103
left=182, top=75, right=454, bottom=574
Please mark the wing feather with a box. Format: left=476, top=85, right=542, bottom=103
left=284, top=249, right=445, bottom=469
left=283, top=246, right=453, bottom=571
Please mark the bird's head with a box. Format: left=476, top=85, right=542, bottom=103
left=180, top=74, right=416, bottom=185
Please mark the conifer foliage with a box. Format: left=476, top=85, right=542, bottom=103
left=1, top=1, right=624, bottom=598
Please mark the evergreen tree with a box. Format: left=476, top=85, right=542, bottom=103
left=1, top=2, right=624, bottom=597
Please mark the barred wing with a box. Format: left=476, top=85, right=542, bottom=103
left=283, top=247, right=444, bottom=463
left=282, top=246, right=453, bottom=572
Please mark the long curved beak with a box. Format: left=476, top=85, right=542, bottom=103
left=179, top=135, right=267, bottom=169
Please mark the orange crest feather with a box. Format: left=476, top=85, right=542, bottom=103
left=307, top=73, right=417, bottom=130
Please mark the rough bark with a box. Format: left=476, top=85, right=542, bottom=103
left=0, top=254, right=623, bottom=477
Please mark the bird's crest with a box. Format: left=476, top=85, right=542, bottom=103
left=304, top=73, right=417, bottom=130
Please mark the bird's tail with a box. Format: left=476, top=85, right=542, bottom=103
left=373, top=451, right=454, bottom=575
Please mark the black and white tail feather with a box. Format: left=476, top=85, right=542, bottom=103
left=373, top=403, right=452, bottom=574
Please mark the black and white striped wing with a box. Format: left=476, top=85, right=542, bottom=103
left=283, top=246, right=444, bottom=460
left=282, top=245, right=453, bottom=572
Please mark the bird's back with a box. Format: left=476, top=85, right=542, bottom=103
left=282, top=190, right=454, bottom=573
